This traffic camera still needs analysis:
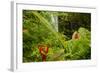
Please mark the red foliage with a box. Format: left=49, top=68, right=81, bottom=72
left=38, top=45, right=49, bottom=61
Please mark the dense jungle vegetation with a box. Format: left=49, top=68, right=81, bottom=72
left=23, top=10, right=91, bottom=62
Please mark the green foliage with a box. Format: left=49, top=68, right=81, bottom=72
left=64, top=28, right=91, bottom=60
left=58, top=12, right=91, bottom=40
left=23, top=10, right=91, bottom=62
left=23, top=10, right=65, bottom=62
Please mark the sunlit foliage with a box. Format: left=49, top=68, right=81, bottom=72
left=23, top=10, right=91, bottom=62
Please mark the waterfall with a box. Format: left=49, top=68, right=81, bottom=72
left=51, top=14, right=58, bottom=32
